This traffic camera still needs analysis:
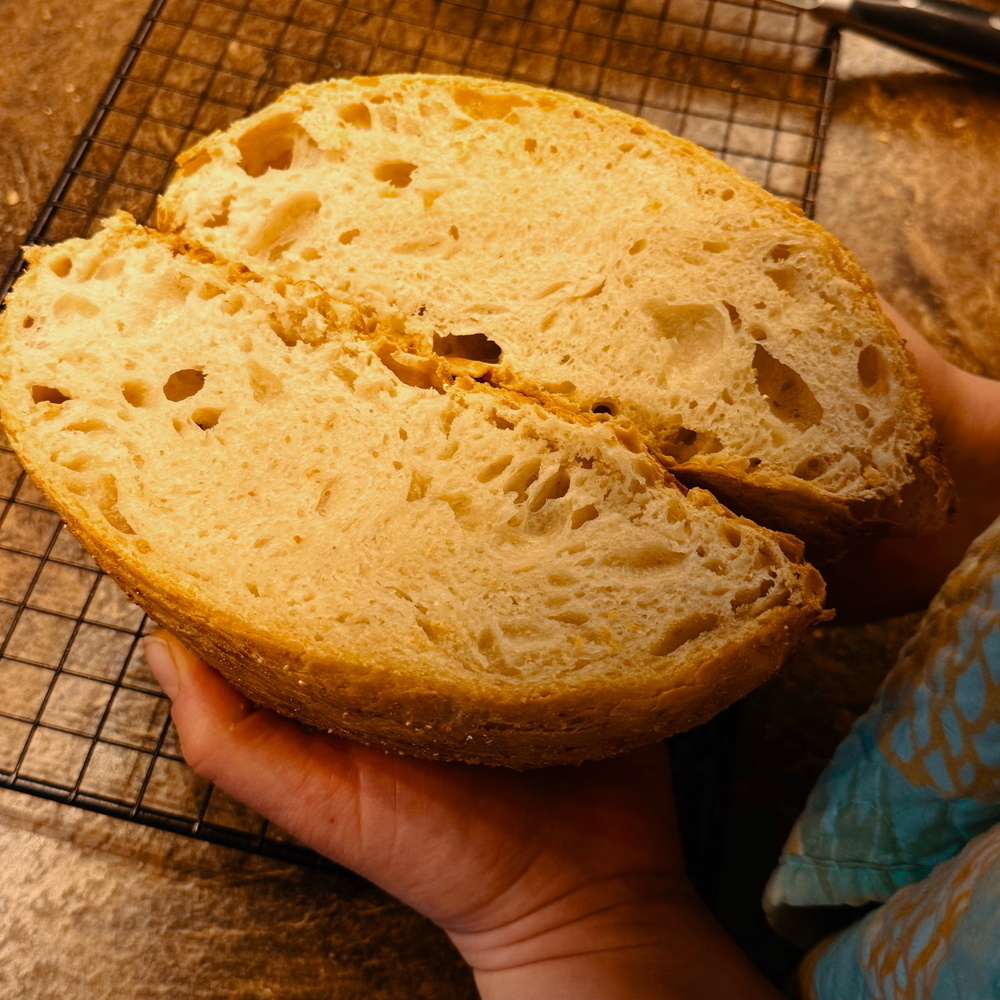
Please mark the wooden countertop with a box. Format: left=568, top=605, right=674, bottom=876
left=1, top=1, right=998, bottom=995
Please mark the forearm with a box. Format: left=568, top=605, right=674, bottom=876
left=452, top=885, right=781, bottom=1000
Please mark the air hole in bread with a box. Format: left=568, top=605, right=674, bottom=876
left=452, top=86, right=530, bottom=121
left=339, top=102, right=372, bottom=128
left=702, top=240, right=729, bottom=253
left=662, top=425, right=704, bottom=462
left=476, top=626, right=499, bottom=658
left=339, top=229, right=360, bottom=245
left=376, top=346, right=447, bottom=393
left=652, top=612, right=719, bottom=656
left=431, top=332, right=502, bottom=364
left=417, top=617, right=447, bottom=642
left=767, top=244, right=791, bottom=262
left=394, top=237, right=444, bottom=255
left=478, top=455, right=514, bottom=483
left=374, top=161, right=417, bottom=188
left=235, top=114, right=316, bottom=177
left=314, top=480, right=336, bottom=515
left=540, top=310, right=559, bottom=332
left=65, top=419, right=108, bottom=434
left=591, top=401, right=617, bottom=416
left=94, top=475, right=135, bottom=535
left=644, top=301, right=727, bottom=354
left=504, top=458, right=542, bottom=505
left=765, top=268, right=800, bottom=294
left=203, top=197, right=232, bottom=229
left=484, top=408, right=516, bottom=431
left=247, top=583, right=261, bottom=597
left=54, top=294, right=101, bottom=319
left=248, top=192, right=322, bottom=256
left=192, top=408, right=221, bottom=431
left=93, top=257, right=125, bottom=281
left=22, top=315, right=36, bottom=329
left=249, top=360, right=283, bottom=401
left=50, top=257, right=73, bottom=278
left=870, top=418, right=896, bottom=445
left=732, top=578, right=774, bottom=611
left=524, top=137, right=537, bottom=153
left=857, top=345, right=885, bottom=391
left=749, top=325, right=767, bottom=342
left=720, top=188, right=735, bottom=200
left=220, top=294, right=245, bottom=316
left=721, top=302, right=741, bottom=332
left=603, top=544, right=686, bottom=570
left=32, top=385, right=71, bottom=405
left=163, top=368, right=206, bottom=402
left=198, top=283, right=225, bottom=300
left=177, top=149, right=211, bottom=178
left=548, top=611, right=589, bottom=625
left=441, top=492, right=472, bottom=520
left=570, top=504, right=599, bottom=529
left=855, top=403, right=870, bottom=421
left=722, top=523, right=742, bottom=547
left=528, top=468, right=571, bottom=512
left=406, top=470, right=432, bottom=502
left=169, top=274, right=195, bottom=300
left=793, top=455, right=829, bottom=481
left=628, top=239, right=647, bottom=255
left=752, top=345, right=823, bottom=431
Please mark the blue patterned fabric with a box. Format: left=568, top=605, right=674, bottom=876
left=764, top=518, right=1000, bottom=998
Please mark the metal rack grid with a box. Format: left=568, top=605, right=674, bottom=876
left=0, top=0, right=839, bottom=867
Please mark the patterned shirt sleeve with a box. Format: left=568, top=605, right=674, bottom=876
left=764, top=516, right=1000, bottom=998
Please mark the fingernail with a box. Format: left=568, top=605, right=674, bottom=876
left=143, top=634, right=180, bottom=700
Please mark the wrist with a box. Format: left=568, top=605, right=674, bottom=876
left=445, top=874, right=780, bottom=1000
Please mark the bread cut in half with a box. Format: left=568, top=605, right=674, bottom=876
left=0, top=215, right=826, bottom=766
left=158, top=73, right=952, bottom=553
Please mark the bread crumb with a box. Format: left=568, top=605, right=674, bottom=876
left=6, top=191, right=20, bottom=207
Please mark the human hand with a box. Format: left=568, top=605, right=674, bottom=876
left=144, top=632, right=779, bottom=1000
left=820, top=299, right=1000, bottom=623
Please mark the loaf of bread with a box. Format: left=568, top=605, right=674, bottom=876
left=0, top=75, right=951, bottom=766
left=158, top=73, right=951, bottom=553
left=0, top=214, right=825, bottom=765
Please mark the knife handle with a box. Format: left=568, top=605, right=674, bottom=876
left=846, top=0, right=1000, bottom=76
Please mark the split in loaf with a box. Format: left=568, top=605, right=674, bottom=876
left=0, top=214, right=826, bottom=766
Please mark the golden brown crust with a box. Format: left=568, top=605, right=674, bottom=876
left=108, top=533, right=826, bottom=768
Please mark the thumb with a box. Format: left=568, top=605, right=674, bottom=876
left=141, top=631, right=367, bottom=853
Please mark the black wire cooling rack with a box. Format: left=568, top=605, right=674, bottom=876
left=0, top=0, right=839, bottom=870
